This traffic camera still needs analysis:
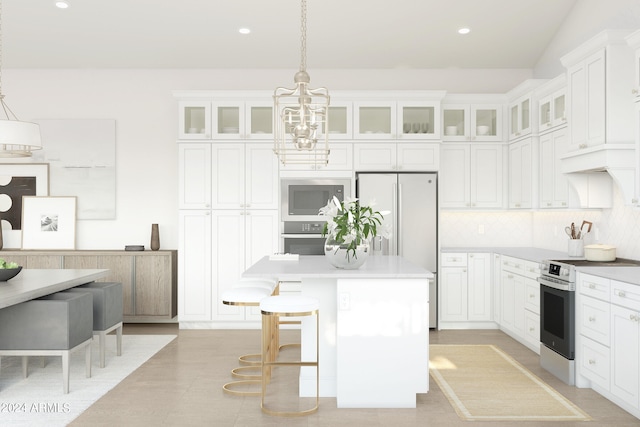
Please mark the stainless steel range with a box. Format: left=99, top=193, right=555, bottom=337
left=538, top=258, right=640, bottom=385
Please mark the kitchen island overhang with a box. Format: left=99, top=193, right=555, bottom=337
left=243, top=255, right=433, bottom=408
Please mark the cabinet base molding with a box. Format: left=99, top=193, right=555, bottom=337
left=438, top=321, right=499, bottom=330
left=499, top=327, right=541, bottom=355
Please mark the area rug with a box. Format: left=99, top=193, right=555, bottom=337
left=429, top=344, right=591, bottom=422
left=0, top=334, right=176, bottom=426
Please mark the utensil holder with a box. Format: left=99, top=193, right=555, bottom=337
left=568, top=239, right=584, bottom=257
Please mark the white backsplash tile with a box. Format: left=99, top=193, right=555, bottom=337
left=441, top=187, right=640, bottom=260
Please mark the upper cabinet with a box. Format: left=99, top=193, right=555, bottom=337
left=178, top=101, right=212, bottom=140
left=506, top=80, right=547, bottom=142
left=537, top=76, right=567, bottom=133
left=350, top=91, right=445, bottom=140
left=174, top=91, right=274, bottom=141
left=561, top=30, right=636, bottom=151
left=442, top=95, right=505, bottom=142
left=212, top=99, right=274, bottom=140
left=627, top=30, right=640, bottom=206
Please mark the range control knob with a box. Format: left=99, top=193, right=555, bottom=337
left=560, top=267, right=570, bottom=277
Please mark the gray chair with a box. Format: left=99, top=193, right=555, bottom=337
left=0, top=291, right=93, bottom=394
left=66, top=281, right=123, bottom=368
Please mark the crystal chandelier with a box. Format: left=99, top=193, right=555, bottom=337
left=0, top=0, right=41, bottom=157
left=273, top=0, right=330, bottom=165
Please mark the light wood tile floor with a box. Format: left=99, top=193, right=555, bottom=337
left=70, top=325, right=640, bottom=427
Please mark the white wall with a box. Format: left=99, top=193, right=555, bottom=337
left=2, top=67, right=529, bottom=250
left=534, top=0, right=640, bottom=77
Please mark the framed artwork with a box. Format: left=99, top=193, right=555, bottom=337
left=21, top=196, right=77, bottom=250
left=0, top=163, right=50, bottom=248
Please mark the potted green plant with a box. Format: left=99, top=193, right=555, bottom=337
left=319, top=196, right=390, bottom=269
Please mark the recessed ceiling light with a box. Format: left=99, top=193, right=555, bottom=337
left=239, top=28, right=251, bottom=35
left=458, top=27, right=471, bottom=35
left=55, top=1, right=70, bottom=8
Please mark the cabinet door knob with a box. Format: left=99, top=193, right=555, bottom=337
left=508, top=274, right=514, bottom=279
left=632, top=88, right=639, bottom=95
left=630, top=314, right=638, bottom=321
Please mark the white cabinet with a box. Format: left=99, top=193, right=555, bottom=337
left=508, top=137, right=537, bottom=209
left=440, top=252, right=492, bottom=328
left=561, top=30, right=635, bottom=151
left=178, top=210, right=212, bottom=321
left=279, top=142, right=353, bottom=171
left=499, top=255, right=541, bottom=353
left=440, top=144, right=504, bottom=209
left=353, top=142, right=439, bottom=171
left=539, top=89, right=566, bottom=132
left=627, top=30, right=640, bottom=206
left=178, top=140, right=279, bottom=325
left=178, top=143, right=212, bottom=209
left=353, top=97, right=444, bottom=140
left=539, top=128, right=576, bottom=208
left=442, top=101, right=503, bottom=142
left=508, top=94, right=533, bottom=140
left=178, top=101, right=212, bottom=140
left=212, top=143, right=278, bottom=210
left=576, top=273, right=640, bottom=418
left=212, top=99, right=274, bottom=140
left=212, top=210, right=279, bottom=322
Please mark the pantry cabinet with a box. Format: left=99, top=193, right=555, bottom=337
left=440, top=144, right=503, bottom=209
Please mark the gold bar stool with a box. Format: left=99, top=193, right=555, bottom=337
left=260, top=295, right=319, bottom=417
left=221, top=283, right=274, bottom=396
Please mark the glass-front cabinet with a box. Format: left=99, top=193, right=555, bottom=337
left=213, top=100, right=273, bottom=140
left=539, top=89, right=566, bottom=131
left=178, top=101, right=212, bottom=140
left=509, top=95, right=531, bottom=140
left=320, top=101, right=353, bottom=139
left=353, top=96, right=443, bottom=140
left=442, top=103, right=502, bottom=142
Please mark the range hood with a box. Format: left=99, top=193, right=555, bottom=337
left=560, top=144, right=637, bottom=207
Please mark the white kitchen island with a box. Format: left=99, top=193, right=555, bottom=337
left=243, top=255, right=433, bottom=408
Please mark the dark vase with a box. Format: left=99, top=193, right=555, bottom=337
left=150, top=223, right=160, bottom=251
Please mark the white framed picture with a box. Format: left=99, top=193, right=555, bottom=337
left=21, top=196, right=77, bottom=250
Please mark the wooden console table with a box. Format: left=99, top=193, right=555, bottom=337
left=0, top=250, right=177, bottom=323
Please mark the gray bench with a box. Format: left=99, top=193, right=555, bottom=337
left=65, top=281, right=123, bottom=368
left=0, top=291, right=93, bottom=394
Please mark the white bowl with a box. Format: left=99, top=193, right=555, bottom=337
left=584, top=244, right=616, bottom=262
left=445, top=126, right=458, bottom=136
left=476, top=125, right=490, bottom=135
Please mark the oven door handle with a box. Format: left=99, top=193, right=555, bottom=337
left=281, top=234, right=325, bottom=239
left=537, top=276, right=573, bottom=292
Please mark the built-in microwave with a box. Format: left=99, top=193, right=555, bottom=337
left=280, top=178, right=352, bottom=222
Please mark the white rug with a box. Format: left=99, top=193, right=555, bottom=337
left=0, top=334, right=176, bottom=426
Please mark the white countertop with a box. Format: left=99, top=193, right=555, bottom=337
left=443, top=246, right=640, bottom=285
left=0, top=269, right=110, bottom=309
left=243, top=255, right=434, bottom=281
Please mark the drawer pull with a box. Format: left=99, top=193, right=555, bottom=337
left=618, top=291, right=626, bottom=298
left=588, top=316, right=596, bottom=322
left=529, top=327, right=535, bottom=332
left=529, top=294, right=535, bottom=299
left=630, top=314, right=639, bottom=322
left=588, top=284, right=596, bottom=289
left=589, top=359, right=596, bottom=365
left=508, top=275, right=514, bottom=279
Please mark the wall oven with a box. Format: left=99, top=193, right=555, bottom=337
left=280, top=178, right=351, bottom=222
left=281, top=221, right=326, bottom=255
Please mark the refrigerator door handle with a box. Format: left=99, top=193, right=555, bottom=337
left=392, top=182, right=398, bottom=256
left=397, top=183, right=402, bottom=256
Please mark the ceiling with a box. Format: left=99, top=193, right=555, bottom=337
left=2, top=0, right=577, bottom=69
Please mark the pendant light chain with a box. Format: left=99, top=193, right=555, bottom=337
left=0, top=0, right=4, bottom=98
left=300, top=0, right=306, bottom=72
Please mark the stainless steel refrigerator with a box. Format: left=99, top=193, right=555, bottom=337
left=357, top=172, right=438, bottom=328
